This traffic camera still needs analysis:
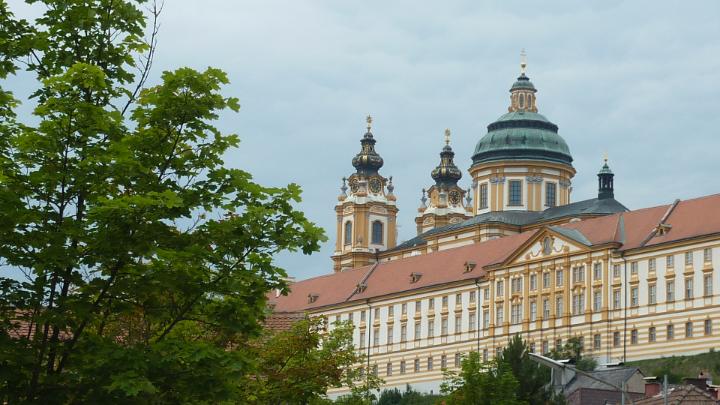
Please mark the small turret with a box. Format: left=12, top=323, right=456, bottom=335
left=598, top=156, right=615, bottom=200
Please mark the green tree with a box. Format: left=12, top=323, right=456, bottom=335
left=499, top=335, right=566, bottom=405
left=376, top=384, right=442, bottom=405
left=441, top=351, right=526, bottom=405
left=240, top=318, right=381, bottom=404
left=549, top=336, right=597, bottom=372
left=0, top=1, right=325, bottom=403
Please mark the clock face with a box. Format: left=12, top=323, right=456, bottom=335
left=349, top=178, right=359, bottom=193
left=449, top=190, right=460, bottom=205
left=369, top=178, right=382, bottom=193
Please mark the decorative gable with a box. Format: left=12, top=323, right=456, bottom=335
left=505, top=228, right=590, bottom=266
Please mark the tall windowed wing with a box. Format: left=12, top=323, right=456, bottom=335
left=344, top=221, right=352, bottom=245
left=371, top=221, right=383, bottom=244
left=508, top=180, right=522, bottom=206
left=479, top=183, right=488, bottom=209
left=545, top=182, right=556, bottom=207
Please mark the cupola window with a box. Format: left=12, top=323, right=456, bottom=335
left=519, top=93, right=525, bottom=109
left=371, top=221, right=383, bottom=245
left=479, top=183, right=488, bottom=209
left=545, top=182, right=557, bottom=207
left=508, top=180, right=523, bottom=206
left=344, top=221, right=352, bottom=246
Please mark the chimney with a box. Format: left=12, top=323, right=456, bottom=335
left=644, top=381, right=661, bottom=398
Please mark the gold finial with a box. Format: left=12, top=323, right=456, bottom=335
left=444, top=128, right=451, bottom=145
left=366, top=115, right=373, bottom=132
left=520, top=49, right=527, bottom=75
left=603, top=152, right=608, bottom=163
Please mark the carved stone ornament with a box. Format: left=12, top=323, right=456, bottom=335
left=369, top=205, right=388, bottom=214
left=490, top=176, right=506, bottom=184
left=423, top=217, right=435, bottom=225
left=526, top=176, right=543, bottom=183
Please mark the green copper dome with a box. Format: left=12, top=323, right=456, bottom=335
left=472, top=111, right=573, bottom=166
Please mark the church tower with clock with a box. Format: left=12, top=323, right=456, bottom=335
left=415, top=129, right=472, bottom=234
left=332, top=116, right=398, bottom=272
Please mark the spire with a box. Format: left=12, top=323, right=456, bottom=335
left=351, top=114, right=384, bottom=175
left=509, top=50, right=538, bottom=113
left=597, top=155, right=615, bottom=200
left=431, top=128, right=462, bottom=187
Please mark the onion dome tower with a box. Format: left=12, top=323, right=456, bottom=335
left=469, top=51, right=575, bottom=214
left=332, top=116, right=398, bottom=272
left=416, top=129, right=472, bottom=235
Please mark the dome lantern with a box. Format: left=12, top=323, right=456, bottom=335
left=351, top=115, right=384, bottom=176
left=431, top=129, right=463, bottom=188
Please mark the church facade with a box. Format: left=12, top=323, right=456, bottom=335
left=270, top=60, right=720, bottom=395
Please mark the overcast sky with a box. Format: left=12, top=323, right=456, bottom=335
left=7, top=0, right=720, bottom=281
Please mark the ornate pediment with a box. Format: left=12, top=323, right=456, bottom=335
left=505, top=228, right=590, bottom=266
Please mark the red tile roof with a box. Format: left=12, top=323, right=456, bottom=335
left=273, top=194, right=720, bottom=312
left=263, top=311, right=306, bottom=332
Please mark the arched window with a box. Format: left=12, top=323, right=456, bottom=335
left=371, top=221, right=383, bottom=245
left=519, top=93, right=525, bottom=109
left=344, top=221, right=352, bottom=246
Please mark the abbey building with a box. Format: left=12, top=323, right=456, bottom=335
left=270, top=60, right=720, bottom=395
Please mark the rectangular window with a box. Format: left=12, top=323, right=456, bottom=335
left=704, top=275, right=713, bottom=296
left=360, top=311, right=366, bottom=322
left=400, top=360, right=406, bottom=374
left=649, top=327, right=656, bottom=342
left=613, top=289, right=621, bottom=309
left=428, top=319, right=435, bottom=338
left=455, top=316, right=461, bottom=333
left=613, top=331, right=620, bottom=347
left=594, top=334, right=601, bottom=350
left=401, top=303, right=407, bottom=315
left=572, top=293, right=584, bottom=315
left=454, top=353, right=462, bottom=368
left=573, top=266, right=585, bottom=283
left=386, top=362, right=393, bottom=376
left=427, top=357, right=433, bottom=371
left=613, top=264, right=621, bottom=278
left=555, top=339, right=562, bottom=351
left=483, top=310, right=489, bottom=329
left=543, top=298, right=550, bottom=319
left=542, top=340, right=549, bottom=354
left=704, top=248, right=713, bottom=263
left=469, top=311, right=476, bottom=330
left=511, top=304, right=522, bottom=324
left=631, top=261, right=638, bottom=275
left=496, top=307, right=504, bottom=325
left=455, top=293, right=462, bottom=306
left=631, top=287, right=638, bottom=307
left=555, top=296, right=563, bottom=318
left=508, top=180, right=522, bottom=206
left=685, top=278, right=693, bottom=299
left=667, top=255, right=675, bottom=268
left=667, top=280, right=675, bottom=302
left=496, top=280, right=504, bottom=297
left=482, top=349, right=489, bottom=362
left=441, top=317, right=448, bottom=335
left=593, top=290, right=602, bottom=312
left=543, top=272, right=550, bottom=289
left=414, top=359, right=420, bottom=372
left=373, top=327, right=380, bottom=346
left=530, top=274, right=537, bottom=290
left=429, top=298, right=435, bottom=310
left=667, top=324, right=674, bottom=340
left=348, top=312, right=354, bottom=325
left=649, top=284, right=657, bottom=304
left=469, top=291, right=476, bottom=303
left=484, top=288, right=490, bottom=301
left=387, top=326, right=393, bottom=344
left=442, top=296, right=448, bottom=308
left=631, top=329, right=638, bottom=345
left=686, top=321, right=693, bottom=338
left=414, top=321, right=421, bottom=340
left=389, top=306, right=395, bottom=318
left=359, top=331, right=366, bottom=348
left=372, top=364, right=378, bottom=376
left=441, top=354, right=447, bottom=369
left=705, top=319, right=712, bottom=335
left=685, top=251, right=693, bottom=266
left=556, top=270, right=564, bottom=287
left=545, top=182, right=557, bottom=207
left=479, top=183, right=488, bottom=209
left=530, top=301, right=537, bottom=321
left=649, top=258, right=657, bottom=272
left=415, top=300, right=421, bottom=314
left=401, top=324, right=407, bottom=342
left=593, top=262, right=602, bottom=280
left=374, top=308, right=380, bottom=320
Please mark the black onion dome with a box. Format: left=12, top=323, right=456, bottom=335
left=352, top=130, right=384, bottom=175
left=431, top=139, right=462, bottom=187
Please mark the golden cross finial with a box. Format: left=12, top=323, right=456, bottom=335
left=366, top=115, right=373, bottom=132
left=444, top=128, right=451, bottom=145
left=603, top=152, right=608, bottom=163
left=520, top=49, right=527, bottom=75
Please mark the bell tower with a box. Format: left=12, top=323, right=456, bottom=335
left=416, top=129, right=472, bottom=234
left=332, top=116, right=398, bottom=272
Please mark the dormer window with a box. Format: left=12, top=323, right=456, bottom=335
left=464, top=261, right=477, bottom=273
left=355, top=283, right=367, bottom=294
left=308, top=293, right=319, bottom=304
left=656, top=223, right=671, bottom=236
left=410, top=272, right=423, bottom=283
